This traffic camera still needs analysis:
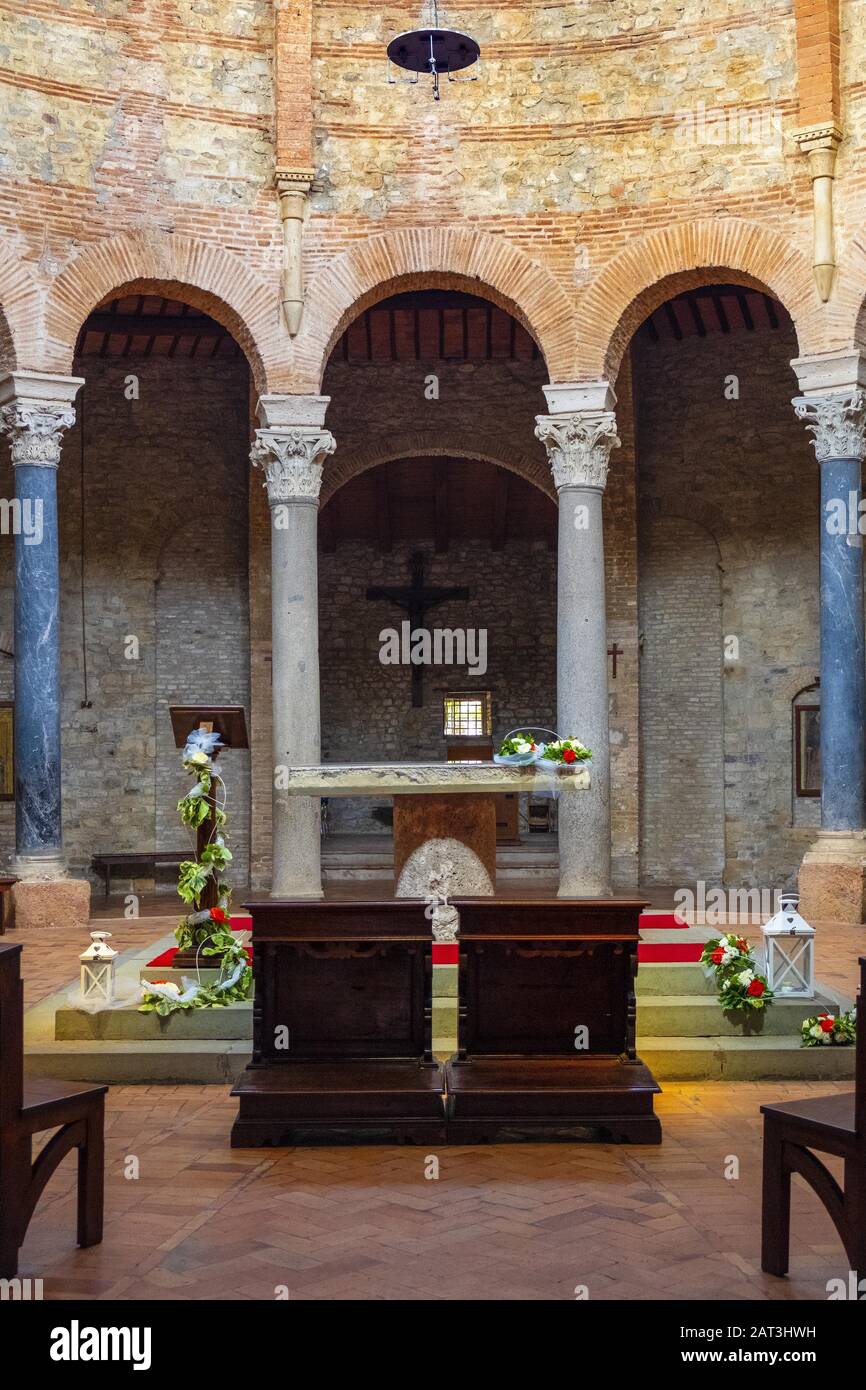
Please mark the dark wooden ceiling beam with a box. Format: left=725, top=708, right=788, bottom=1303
left=434, top=461, right=449, bottom=553
left=83, top=312, right=227, bottom=338
left=663, top=301, right=683, bottom=341
left=686, top=295, right=707, bottom=337
left=710, top=292, right=730, bottom=333
left=735, top=291, right=755, bottom=331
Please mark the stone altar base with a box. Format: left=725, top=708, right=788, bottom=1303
left=798, top=830, right=866, bottom=924
left=393, top=793, right=496, bottom=896
left=11, top=877, right=91, bottom=931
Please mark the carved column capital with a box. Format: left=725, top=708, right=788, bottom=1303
left=535, top=411, right=620, bottom=491
left=251, top=426, right=336, bottom=505
left=0, top=372, right=83, bottom=468
left=793, top=390, right=866, bottom=463
left=0, top=400, right=77, bottom=467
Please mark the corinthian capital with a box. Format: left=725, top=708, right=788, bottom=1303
left=793, top=390, right=866, bottom=463
left=535, top=411, right=620, bottom=491
left=0, top=399, right=77, bottom=468
left=251, top=426, right=336, bottom=505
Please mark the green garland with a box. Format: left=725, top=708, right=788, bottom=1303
left=139, top=735, right=251, bottom=1017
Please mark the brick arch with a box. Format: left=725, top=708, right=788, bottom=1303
left=839, top=231, right=866, bottom=356
left=0, top=253, right=44, bottom=373
left=293, top=227, right=577, bottom=392
left=575, top=220, right=817, bottom=383
left=43, top=232, right=285, bottom=391
left=320, top=426, right=555, bottom=506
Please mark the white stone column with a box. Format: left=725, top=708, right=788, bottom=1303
left=536, top=382, right=620, bottom=897
left=251, top=395, right=335, bottom=897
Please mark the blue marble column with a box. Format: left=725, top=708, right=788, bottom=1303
left=0, top=375, right=81, bottom=876
left=795, top=390, right=866, bottom=832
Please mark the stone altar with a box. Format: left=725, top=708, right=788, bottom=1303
left=279, top=762, right=591, bottom=896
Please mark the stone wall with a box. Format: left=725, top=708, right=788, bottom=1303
left=0, top=352, right=252, bottom=890
left=632, top=312, right=820, bottom=892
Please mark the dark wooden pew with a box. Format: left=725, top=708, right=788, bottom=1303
left=761, top=956, right=864, bottom=1280
left=0, top=942, right=107, bottom=1278
left=231, top=897, right=661, bottom=1146
left=231, top=900, right=445, bottom=1146
left=445, top=897, right=661, bottom=1143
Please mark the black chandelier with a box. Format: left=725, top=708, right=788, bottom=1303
left=386, top=2, right=481, bottom=102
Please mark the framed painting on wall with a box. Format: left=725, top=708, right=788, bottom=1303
left=794, top=704, right=820, bottom=798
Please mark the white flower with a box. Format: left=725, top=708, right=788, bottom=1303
left=737, top=969, right=754, bottom=987
left=514, top=740, right=531, bottom=753
left=810, top=1025, right=823, bottom=1039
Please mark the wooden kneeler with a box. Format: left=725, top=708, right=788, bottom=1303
left=0, top=942, right=107, bottom=1278
left=761, top=955, right=865, bottom=1280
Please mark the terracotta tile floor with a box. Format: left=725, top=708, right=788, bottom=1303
left=19, top=1080, right=855, bottom=1301
left=10, top=900, right=863, bottom=1301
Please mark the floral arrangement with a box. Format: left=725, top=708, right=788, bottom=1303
left=139, top=729, right=251, bottom=1016
left=495, top=734, right=539, bottom=764
left=538, top=737, right=591, bottom=767
left=701, top=932, right=774, bottom=1012
left=801, top=1007, right=857, bottom=1048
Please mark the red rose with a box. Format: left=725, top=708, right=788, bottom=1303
left=819, top=1016, right=835, bottom=1033
left=210, top=907, right=229, bottom=924
left=711, top=948, right=724, bottom=965
left=747, top=979, right=765, bottom=997
left=529, top=742, right=536, bottom=750
left=563, top=748, right=577, bottom=764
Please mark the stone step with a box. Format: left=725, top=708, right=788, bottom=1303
left=55, top=1001, right=253, bottom=1041
left=638, top=994, right=836, bottom=1038
left=639, top=1035, right=857, bottom=1082
left=636, top=962, right=717, bottom=996
left=25, top=1040, right=251, bottom=1086
left=24, top=1032, right=857, bottom=1086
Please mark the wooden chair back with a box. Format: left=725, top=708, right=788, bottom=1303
left=0, top=941, right=24, bottom=1124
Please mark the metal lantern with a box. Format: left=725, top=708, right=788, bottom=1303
left=386, top=2, right=481, bottom=101
left=761, top=892, right=815, bottom=998
left=80, top=929, right=118, bottom=1005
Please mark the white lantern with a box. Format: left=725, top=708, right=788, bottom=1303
left=80, top=930, right=118, bottom=1004
left=761, top=892, right=815, bottom=998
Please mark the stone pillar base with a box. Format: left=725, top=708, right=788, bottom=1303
left=797, top=830, right=866, bottom=923
left=10, top=877, right=91, bottom=931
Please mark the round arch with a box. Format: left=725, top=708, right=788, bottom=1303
left=292, top=226, right=578, bottom=392
left=320, top=427, right=556, bottom=506
left=574, top=219, right=817, bottom=383
left=43, top=231, right=284, bottom=392
left=0, top=253, right=45, bottom=373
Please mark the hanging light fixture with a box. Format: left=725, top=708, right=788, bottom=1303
left=386, top=2, right=481, bottom=102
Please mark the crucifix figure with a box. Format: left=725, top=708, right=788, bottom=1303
left=366, top=551, right=470, bottom=707
left=608, top=642, right=622, bottom=679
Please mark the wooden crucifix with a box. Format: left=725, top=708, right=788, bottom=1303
left=366, top=551, right=470, bottom=707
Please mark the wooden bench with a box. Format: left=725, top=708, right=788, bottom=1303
left=761, top=955, right=864, bottom=1280
left=231, top=897, right=661, bottom=1146
left=91, top=851, right=188, bottom=900
left=231, top=900, right=444, bottom=1146
left=445, top=898, right=661, bottom=1143
left=0, top=941, right=107, bottom=1278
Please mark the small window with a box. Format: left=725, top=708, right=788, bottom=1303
left=794, top=704, right=820, bottom=797
left=443, top=691, right=492, bottom=739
